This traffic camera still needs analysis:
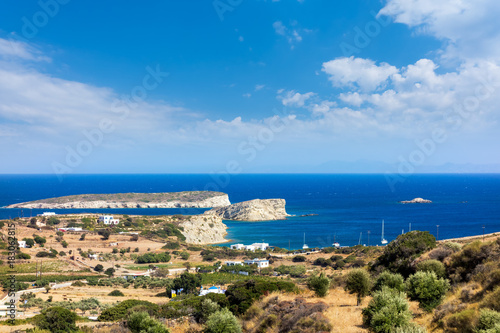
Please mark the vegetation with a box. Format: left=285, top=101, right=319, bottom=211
left=98, top=300, right=159, bottom=321
left=372, top=271, right=405, bottom=292
left=345, top=268, right=372, bottom=305
left=405, top=271, right=450, bottom=311
left=108, top=290, right=125, bottom=296
left=127, top=311, right=170, bottom=333
left=205, top=308, right=242, bottom=333
left=307, top=272, right=330, bottom=297
left=136, top=252, right=171, bottom=264
left=33, top=306, right=78, bottom=332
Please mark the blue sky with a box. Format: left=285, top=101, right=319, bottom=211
left=0, top=0, right=499, bottom=175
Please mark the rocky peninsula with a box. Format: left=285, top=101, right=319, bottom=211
left=205, top=198, right=289, bottom=221
left=400, top=197, right=432, bottom=204
left=6, top=191, right=230, bottom=209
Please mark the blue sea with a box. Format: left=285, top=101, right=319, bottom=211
left=1, top=174, right=499, bottom=249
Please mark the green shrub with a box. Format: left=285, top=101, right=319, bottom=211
left=199, top=298, right=220, bottom=323
left=204, top=308, right=242, bottom=333
left=373, top=271, right=405, bottom=292
left=307, top=273, right=330, bottom=297
left=98, top=300, right=159, bottom=321
left=162, top=242, right=180, bottom=250
left=392, top=323, right=427, bottom=333
left=136, top=252, right=171, bottom=264
left=362, top=287, right=412, bottom=333
left=33, top=306, right=78, bottom=332
left=127, top=311, right=170, bottom=333
left=477, top=309, right=500, bottom=332
left=274, top=264, right=306, bottom=277
left=345, top=268, right=372, bottom=305
left=447, top=241, right=490, bottom=283
left=406, top=271, right=450, bottom=312
left=16, top=252, right=31, bottom=260
left=416, top=259, right=446, bottom=278
left=292, top=255, right=306, bottom=262
left=179, top=251, right=190, bottom=260
left=445, top=309, right=478, bottom=333
left=374, top=231, right=436, bottom=277
left=94, top=264, right=104, bottom=272
left=481, top=287, right=500, bottom=311
left=108, top=290, right=125, bottom=296
left=172, top=272, right=202, bottom=295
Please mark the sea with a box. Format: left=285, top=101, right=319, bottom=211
left=0, top=174, right=499, bottom=250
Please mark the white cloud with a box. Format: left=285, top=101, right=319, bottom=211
left=273, top=21, right=305, bottom=49
left=322, top=57, right=398, bottom=91
left=255, top=84, right=265, bottom=91
left=0, top=38, right=50, bottom=62
left=243, top=93, right=252, bottom=98
left=378, top=0, right=500, bottom=62
left=278, top=90, right=315, bottom=107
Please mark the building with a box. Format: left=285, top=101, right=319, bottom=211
left=230, top=244, right=245, bottom=250
left=88, top=254, right=99, bottom=260
left=251, top=243, right=269, bottom=251
left=199, top=286, right=225, bottom=296
left=18, top=240, right=27, bottom=248
left=224, top=261, right=243, bottom=266
left=66, top=227, right=83, bottom=232
left=38, top=212, right=56, bottom=217
left=109, top=242, right=119, bottom=247
left=98, top=215, right=120, bottom=225
left=244, top=245, right=256, bottom=251
left=244, top=259, right=270, bottom=268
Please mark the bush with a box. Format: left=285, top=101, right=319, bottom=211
left=406, top=271, right=450, bottom=312
left=79, top=233, right=86, bottom=241
left=61, top=240, right=68, bottom=248
left=274, top=265, right=306, bottom=277
left=477, top=309, right=500, bottom=332
left=204, top=308, right=242, bottom=333
left=127, top=311, right=169, bottom=333
left=345, top=269, right=372, bottom=305
left=23, top=238, right=35, bottom=247
left=374, top=231, right=436, bottom=277
left=307, top=273, right=330, bottom=297
left=392, top=323, right=428, bottom=333
left=136, top=252, right=171, bottom=264
left=416, top=259, right=446, bottom=278
left=34, top=235, right=46, bottom=246
left=105, top=268, right=116, bottom=277
left=163, top=242, right=180, bottom=250
left=180, top=251, right=190, bottom=260
left=34, top=306, right=78, bottom=332
left=445, top=309, right=478, bottom=333
left=16, top=252, right=31, bottom=260
left=108, top=290, right=125, bottom=296
left=199, top=298, right=220, bottom=323
left=94, top=264, right=104, bottom=272
left=292, top=255, right=306, bottom=262
left=172, top=272, right=202, bottom=295
left=447, top=241, right=490, bottom=283
left=362, top=287, right=412, bottom=333
left=98, top=300, right=159, bottom=321
left=373, top=271, right=405, bottom=292
left=98, top=229, right=111, bottom=240
left=36, top=251, right=56, bottom=258
left=481, top=287, right=500, bottom=311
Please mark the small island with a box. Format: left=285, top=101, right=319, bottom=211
left=205, top=198, right=289, bottom=221
left=6, top=191, right=230, bottom=209
left=400, top=197, right=432, bottom=204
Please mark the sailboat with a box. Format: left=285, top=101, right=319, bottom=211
left=302, top=233, right=309, bottom=250
left=332, top=233, right=340, bottom=248
left=381, top=220, right=388, bottom=245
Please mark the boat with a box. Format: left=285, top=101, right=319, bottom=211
left=332, top=233, right=340, bottom=248
left=381, top=220, right=388, bottom=245
left=302, top=233, right=309, bottom=250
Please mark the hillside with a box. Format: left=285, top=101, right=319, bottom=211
left=6, top=191, right=230, bottom=209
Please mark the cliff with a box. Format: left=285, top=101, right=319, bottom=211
left=180, top=214, right=228, bottom=244
left=205, top=198, right=289, bottom=221
left=400, top=197, right=432, bottom=204
left=6, top=191, right=230, bottom=209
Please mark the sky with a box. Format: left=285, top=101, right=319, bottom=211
left=0, top=0, right=499, bottom=175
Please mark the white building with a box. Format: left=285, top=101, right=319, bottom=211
left=88, top=254, right=99, bottom=260
left=244, top=245, right=256, bottom=251
left=225, top=261, right=243, bottom=266
left=98, top=215, right=120, bottom=225
left=38, top=212, right=56, bottom=217
left=251, top=243, right=269, bottom=251
left=18, top=240, right=27, bottom=248
left=244, top=259, right=270, bottom=268
left=199, top=286, right=225, bottom=296
left=230, top=244, right=245, bottom=250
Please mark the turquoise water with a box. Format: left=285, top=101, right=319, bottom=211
left=1, top=174, right=499, bottom=249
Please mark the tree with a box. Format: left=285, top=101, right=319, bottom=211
left=104, top=267, right=116, bottom=277
left=292, top=255, right=307, bottom=262
left=374, top=231, right=436, bottom=277
left=130, top=234, right=139, bottom=241
left=362, top=287, right=413, bottom=333
left=98, top=229, right=111, bottom=240
left=45, top=285, right=51, bottom=293
left=204, top=308, right=242, bottom=333
left=94, top=264, right=104, bottom=272
left=373, top=271, right=405, bottom=292
left=406, top=271, right=450, bottom=311
left=172, top=272, right=201, bottom=294
left=61, top=240, right=68, bottom=248
left=34, top=235, right=46, bottom=246
left=416, top=259, right=446, bottom=278
left=79, top=233, right=86, bottom=241
left=307, top=273, right=331, bottom=297
left=47, top=216, right=61, bottom=225
left=127, top=311, right=170, bottom=333
left=345, top=268, right=372, bottom=305
left=23, top=238, right=35, bottom=247
left=34, top=306, right=78, bottom=332
left=30, top=217, right=37, bottom=226
left=199, top=298, right=220, bottom=323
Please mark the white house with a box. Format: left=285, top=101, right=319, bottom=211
left=98, top=215, right=120, bottom=225
left=224, top=261, right=243, bottom=266
left=251, top=243, right=269, bottom=251
left=18, top=240, right=27, bottom=248
left=199, top=286, right=225, bottom=296
left=244, top=259, right=269, bottom=268
left=230, top=244, right=245, bottom=250
left=88, top=254, right=99, bottom=260
left=38, top=212, right=56, bottom=217
left=244, top=245, right=256, bottom=251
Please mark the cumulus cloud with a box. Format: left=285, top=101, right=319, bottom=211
left=277, top=90, right=315, bottom=107
left=378, top=0, right=500, bottom=62
left=273, top=21, right=305, bottom=49
left=322, top=57, right=398, bottom=91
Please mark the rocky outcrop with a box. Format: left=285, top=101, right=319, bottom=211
left=180, top=215, right=228, bottom=244
left=6, top=193, right=231, bottom=209
left=205, top=199, right=289, bottom=221
left=400, top=197, right=432, bottom=204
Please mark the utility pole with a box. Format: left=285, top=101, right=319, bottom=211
left=367, top=230, right=370, bottom=247
left=436, top=225, right=440, bottom=241
left=483, top=225, right=485, bottom=242
left=409, top=223, right=411, bottom=232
